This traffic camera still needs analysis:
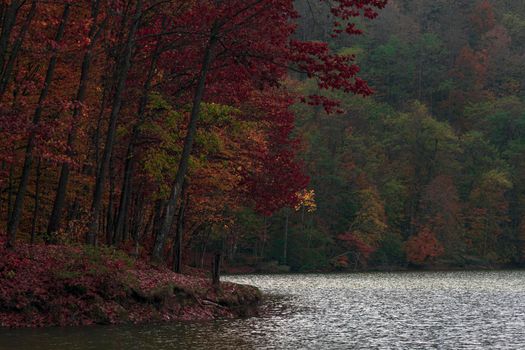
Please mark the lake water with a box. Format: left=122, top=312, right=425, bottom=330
left=1, top=271, right=525, bottom=349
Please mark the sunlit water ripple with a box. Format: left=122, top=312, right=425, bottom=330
left=1, top=270, right=525, bottom=349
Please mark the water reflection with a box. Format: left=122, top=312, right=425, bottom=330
left=1, top=271, right=525, bottom=349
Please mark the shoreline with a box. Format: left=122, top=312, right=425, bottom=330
left=223, top=264, right=524, bottom=276
left=0, top=243, right=261, bottom=328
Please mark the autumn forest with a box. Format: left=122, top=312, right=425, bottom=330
left=289, top=0, right=525, bottom=270
left=0, top=0, right=525, bottom=330
left=2, top=0, right=525, bottom=270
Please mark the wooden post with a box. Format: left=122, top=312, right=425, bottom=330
left=212, top=252, right=221, bottom=287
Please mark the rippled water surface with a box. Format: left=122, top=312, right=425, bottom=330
left=2, top=271, right=525, bottom=349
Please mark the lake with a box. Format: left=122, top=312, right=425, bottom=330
left=1, top=271, right=525, bottom=349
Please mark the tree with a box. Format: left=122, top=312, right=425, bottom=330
left=6, top=3, right=72, bottom=248
left=405, top=226, right=444, bottom=265
left=466, top=170, right=512, bottom=261
left=420, top=175, right=464, bottom=258
left=144, top=0, right=387, bottom=261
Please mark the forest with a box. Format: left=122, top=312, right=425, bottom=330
left=0, top=0, right=393, bottom=327
left=0, top=0, right=388, bottom=276
left=1, top=0, right=524, bottom=284
left=262, top=0, right=525, bottom=271
left=168, top=0, right=525, bottom=272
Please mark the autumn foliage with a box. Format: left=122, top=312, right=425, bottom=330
left=2, top=0, right=525, bottom=324
left=0, top=0, right=390, bottom=326
left=405, top=227, right=445, bottom=266
left=0, top=238, right=260, bottom=327
left=0, top=0, right=386, bottom=251
left=336, top=232, right=376, bottom=267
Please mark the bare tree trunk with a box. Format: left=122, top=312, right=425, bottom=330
left=86, top=0, right=143, bottom=245
left=6, top=4, right=71, bottom=248
left=151, top=22, right=219, bottom=261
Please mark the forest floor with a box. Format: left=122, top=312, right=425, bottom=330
left=0, top=240, right=261, bottom=328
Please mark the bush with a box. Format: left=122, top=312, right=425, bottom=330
left=370, top=233, right=406, bottom=267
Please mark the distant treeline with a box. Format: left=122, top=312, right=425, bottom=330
left=257, top=0, right=525, bottom=271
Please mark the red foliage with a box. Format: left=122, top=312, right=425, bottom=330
left=0, top=239, right=256, bottom=328
left=405, top=227, right=445, bottom=265
left=0, top=239, right=132, bottom=327
left=0, top=0, right=388, bottom=263
left=337, top=232, right=375, bottom=259
left=470, top=0, right=496, bottom=34
left=333, top=255, right=350, bottom=269
left=242, top=90, right=310, bottom=215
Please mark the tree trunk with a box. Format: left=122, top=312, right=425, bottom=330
left=151, top=22, right=219, bottom=261
left=114, top=32, right=162, bottom=247
left=30, top=158, right=41, bottom=244
left=5, top=4, right=71, bottom=248
left=283, top=209, right=289, bottom=265
left=200, top=241, right=208, bottom=269
left=0, top=161, right=4, bottom=216
left=0, top=0, right=37, bottom=99
left=122, top=192, right=131, bottom=242
left=142, top=202, right=155, bottom=240
left=172, top=180, right=188, bottom=273
left=152, top=200, right=165, bottom=239
left=212, top=252, right=221, bottom=287
left=92, top=72, right=110, bottom=173
left=106, top=165, right=116, bottom=245
left=131, top=191, right=144, bottom=255
left=86, top=0, right=143, bottom=245
left=7, top=162, right=13, bottom=223
left=0, top=0, right=24, bottom=75
left=113, top=162, right=130, bottom=244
